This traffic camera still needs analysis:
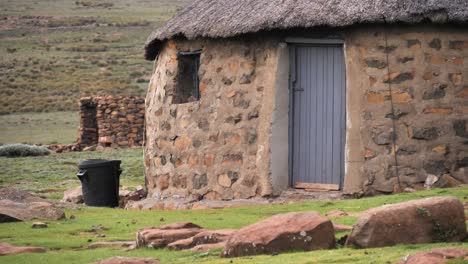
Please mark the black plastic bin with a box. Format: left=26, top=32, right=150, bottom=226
left=77, top=159, right=122, bottom=207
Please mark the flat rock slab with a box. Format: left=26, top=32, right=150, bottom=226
left=395, top=247, right=468, bottom=264
left=0, top=200, right=65, bottom=222
left=0, top=242, right=47, bottom=256
left=222, top=211, right=335, bottom=257
left=346, top=196, right=467, bottom=248
left=61, top=186, right=83, bottom=204
left=88, top=241, right=135, bottom=249
left=93, top=256, right=159, bottom=264
left=136, top=222, right=204, bottom=248
left=167, top=229, right=235, bottom=250
left=0, top=188, right=49, bottom=203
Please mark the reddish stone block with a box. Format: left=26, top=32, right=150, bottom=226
left=188, top=155, right=199, bottom=168
left=391, top=92, right=412, bottom=103
left=449, top=73, right=463, bottom=85
left=431, top=55, right=446, bottom=64
left=452, top=57, right=464, bottom=65
left=204, top=154, right=215, bottom=167
left=175, top=136, right=192, bottom=151
left=367, top=92, right=385, bottom=104
left=423, top=108, right=453, bottom=114
left=457, top=87, right=468, bottom=98
left=99, top=136, right=114, bottom=144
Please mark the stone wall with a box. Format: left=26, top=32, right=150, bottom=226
left=78, top=95, right=145, bottom=148
left=344, top=25, right=468, bottom=195
left=144, top=38, right=279, bottom=200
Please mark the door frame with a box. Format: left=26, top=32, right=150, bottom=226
left=287, top=39, right=347, bottom=189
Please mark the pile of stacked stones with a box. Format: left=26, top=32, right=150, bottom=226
left=79, top=95, right=145, bottom=148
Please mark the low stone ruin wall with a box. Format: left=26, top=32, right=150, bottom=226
left=78, top=95, right=145, bottom=148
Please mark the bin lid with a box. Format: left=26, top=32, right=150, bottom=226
left=78, top=159, right=121, bottom=169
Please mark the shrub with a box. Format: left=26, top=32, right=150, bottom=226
left=0, top=144, right=51, bottom=157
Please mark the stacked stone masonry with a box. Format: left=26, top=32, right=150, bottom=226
left=357, top=27, right=468, bottom=195
left=145, top=39, right=276, bottom=200
left=79, top=96, right=145, bottom=148
left=145, top=25, right=468, bottom=200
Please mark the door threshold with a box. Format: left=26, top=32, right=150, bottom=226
left=294, top=182, right=340, bottom=191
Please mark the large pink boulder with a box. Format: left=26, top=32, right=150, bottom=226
left=395, top=247, right=468, bottom=264
left=222, top=211, right=335, bottom=257
left=346, top=196, right=467, bottom=248
left=0, top=200, right=65, bottom=222
left=0, top=188, right=66, bottom=223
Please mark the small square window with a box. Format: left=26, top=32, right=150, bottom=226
left=174, top=50, right=201, bottom=104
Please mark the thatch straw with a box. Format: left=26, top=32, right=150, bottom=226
left=145, top=0, right=468, bottom=60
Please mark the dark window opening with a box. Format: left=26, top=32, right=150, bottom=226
left=175, top=50, right=201, bottom=104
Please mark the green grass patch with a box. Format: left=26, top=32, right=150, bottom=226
left=0, top=112, right=79, bottom=145
left=0, top=187, right=466, bottom=263
left=0, top=0, right=192, bottom=114
left=0, top=148, right=144, bottom=199
left=0, top=148, right=467, bottom=263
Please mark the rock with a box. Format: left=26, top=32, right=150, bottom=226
left=0, top=242, right=47, bottom=256
left=136, top=222, right=204, bottom=248
left=395, top=247, right=468, bottom=264
left=167, top=229, right=235, bottom=250
left=403, top=187, right=416, bottom=193
left=83, top=146, right=96, bottom=151
left=32, top=222, right=48, bottom=228
left=332, top=222, right=353, bottom=232
left=61, top=186, right=84, bottom=204
left=119, top=187, right=146, bottom=208
left=433, top=174, right=463, bottom=188
left=0, top=188, right=48, bottom=203
left=192, top=174, right=208, bottom=189
left=93, top=256, right=159, bottom=264
left=155, top=222, right=202, bottom=230
left=410, top=127, right=439, bottom=140
left=383, top=72, right=414, bottom=84
left=0, top=189, right=65, bottom=223
left=365, top=59, right=387, bottom=69
left=222, top=211, right=335, bottom=257
left=429, top=38, right=442, bottom=50
left=373, top=131, right=395, bottom=145
left=191, top=242, right=226, bottom=252
left=346, top=196, right=467, bottom=248
left=424, top=174, right=439, bottom=189
left=88, top=241, right=135, bottom=249
left=423, top=160, right=447, bottom=175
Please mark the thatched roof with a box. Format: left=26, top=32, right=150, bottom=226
left=145, top=0, right=468, bottom=60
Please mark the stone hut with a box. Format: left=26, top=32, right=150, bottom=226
left=143, top=0, right=468, bottom=200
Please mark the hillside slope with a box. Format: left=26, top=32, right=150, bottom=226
left=0, top=0, right=191, bottom=114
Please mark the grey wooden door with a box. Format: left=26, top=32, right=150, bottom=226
left=290, top=45, right=346, bottom=188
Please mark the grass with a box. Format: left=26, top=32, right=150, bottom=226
left=0, top=148, right=144, bottom=200
left=0, top=0, right=191, bottom=114
left=0, top=187, right=466, bottom=264
left=0, top=146, right=467, bottom=263
left=0, top=112, right=79, bottom=145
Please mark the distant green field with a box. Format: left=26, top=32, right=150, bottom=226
left=0, top=111, right=79, bottom=144
left=0, top=0, right=191, bottom=113
left=0, top=147, right=144, bottom=199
